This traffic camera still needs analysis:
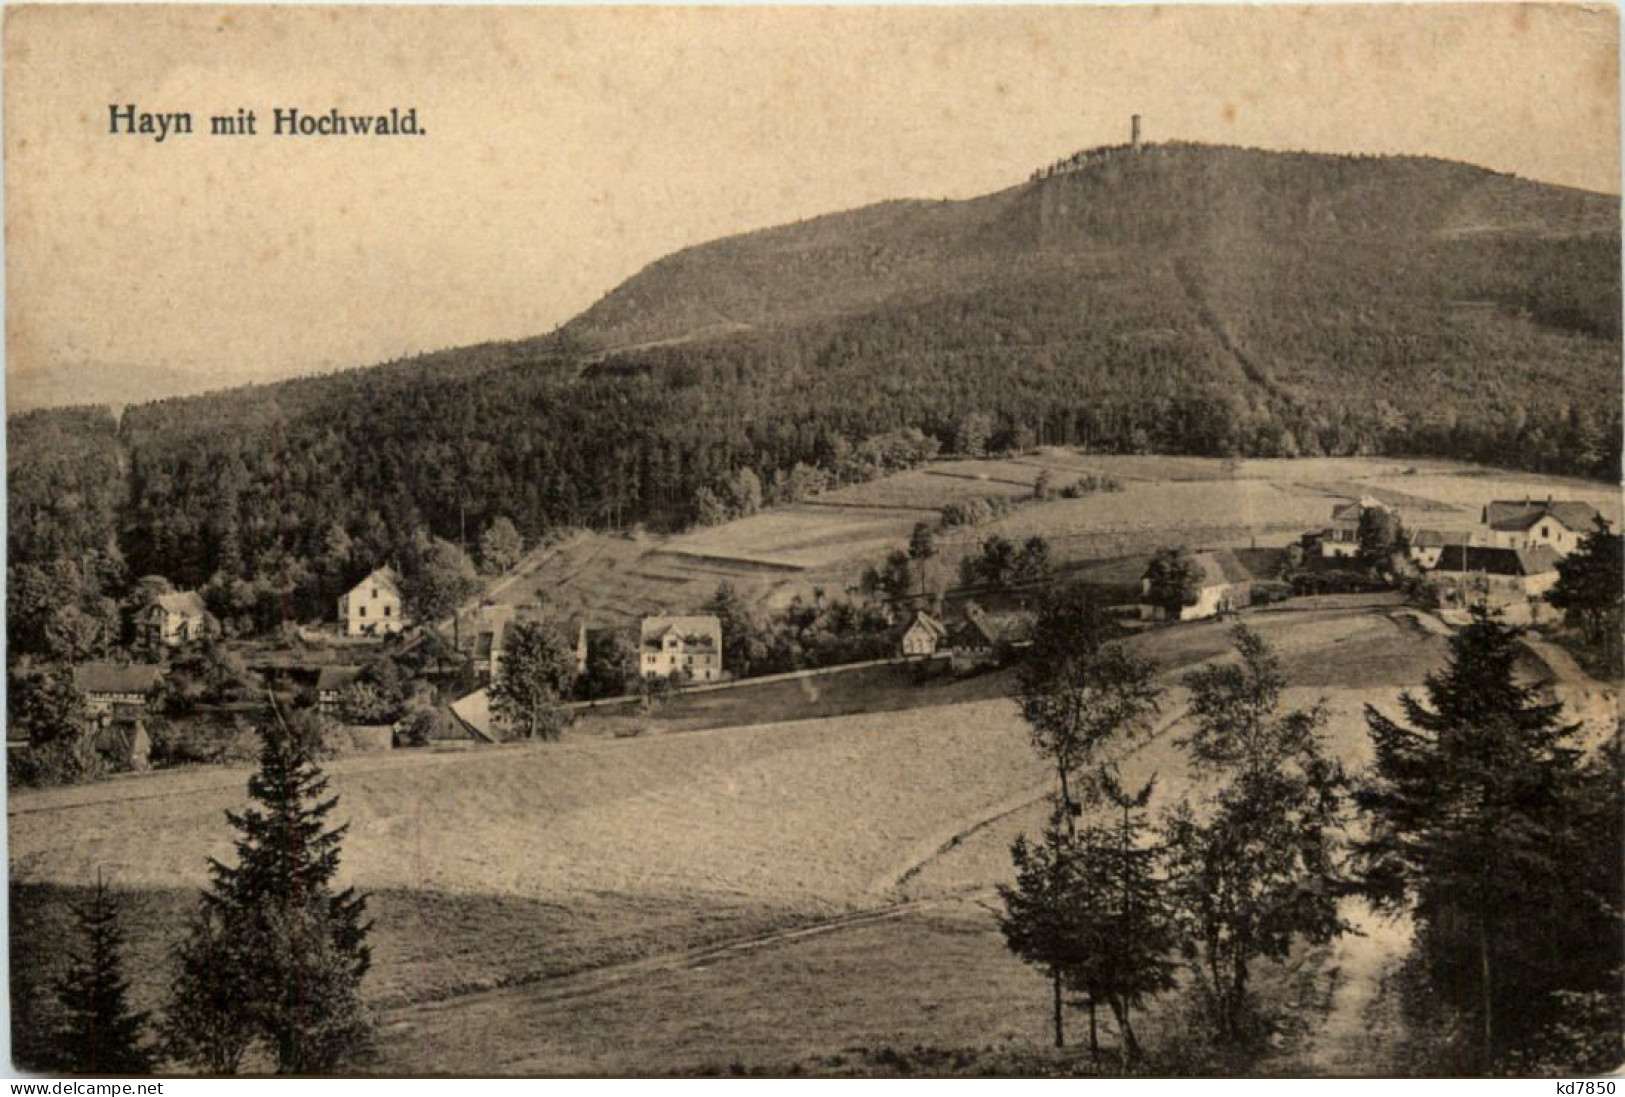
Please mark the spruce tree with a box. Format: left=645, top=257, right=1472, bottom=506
left=167, top=717, right=373, bottom=1073
left=1355, top=606, right=1610, bottom=1071
left=51, top=876, right=154, bottom=1075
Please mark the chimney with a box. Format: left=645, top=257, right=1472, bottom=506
left=1131, top=114, right=1142, bottom=150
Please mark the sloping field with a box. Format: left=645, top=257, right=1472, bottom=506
left=9, top=700, right=1046, bottom=908
left=480, top=455, right=1616, bottom=630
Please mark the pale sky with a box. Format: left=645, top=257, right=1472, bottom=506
left=5, top=4, right=1620, bottom=396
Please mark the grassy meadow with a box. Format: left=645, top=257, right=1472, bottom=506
left=483, top=453, right=1622, bottom=628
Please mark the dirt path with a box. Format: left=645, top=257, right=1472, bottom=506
left=1295, top=898, right=1412, bottom=1076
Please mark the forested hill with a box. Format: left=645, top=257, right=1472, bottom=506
left=562, top=144, right=1619, bottom=352
left=9, top=143, right=1621, bottom=626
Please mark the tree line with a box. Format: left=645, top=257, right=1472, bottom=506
left=997, top=589, right=1621, bottom=1073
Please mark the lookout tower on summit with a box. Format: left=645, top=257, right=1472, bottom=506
left=1131, top=114, right=1142, bottom=150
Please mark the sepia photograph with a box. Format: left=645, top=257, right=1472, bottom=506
left=3, top=2, right=1622, bottom=1079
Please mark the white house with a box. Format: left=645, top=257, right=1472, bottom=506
left=1320, top=497, right=1389, bottom=558
left=898, top=610, right=949, bottom=657
left=640, top=615, right=723, bottom=681
left=1407, top=529, right=1478, bottom=570
left=337, top=567, right=407, bottom=637
left=1139, top=550, right=1254, bottom=622
left=1481, top=498, right=1600, bottom=558
left=140, top=590, right=217, bottom=648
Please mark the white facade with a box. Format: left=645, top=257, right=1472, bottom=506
left=640, top=615, right=723, bottom=681
left=338, top=567, right=406, bottom=637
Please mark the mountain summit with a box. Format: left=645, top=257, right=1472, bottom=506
left=562, top=142, right=1618, bottom=354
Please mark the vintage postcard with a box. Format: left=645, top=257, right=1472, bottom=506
left=4, top=3, right=1622, bottom=1079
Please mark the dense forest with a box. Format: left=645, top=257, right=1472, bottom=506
left=8, top=144, right=1620, bottom=638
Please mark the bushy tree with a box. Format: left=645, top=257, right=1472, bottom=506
left=489, top=620, right=576, bottom=740
left=580, top=628, right=637, bottom=700
left=1357, top=505, right=1405, bottom=566
left=907, top=522, right=937, bottom=596
left=1017, top=588, right=1160, bottom=807
left=1143, top=548, right=1202, bottom=619
left=49, top=876, right=155, bottom=1074
left=167, top=718, right=372, bottom=1073
left=1163, top=625, right=1349, bottom=1047
left=1354, top=608, right=1617, bottom=1071
left=477, top=517, right=524, bottom=575
left=403, top=537, right=481, bottom=626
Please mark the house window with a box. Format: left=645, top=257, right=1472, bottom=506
left=384, top=605, right=392, bottom=618
left=372, top=588, right=379, bottom=599
left=359, top=606, right=367, bottom=618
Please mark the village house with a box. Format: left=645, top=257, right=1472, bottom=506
left=140, top=590, right=218, bottom=648
left=316, top=665, right=364, bottom=714
left=338, top=566, right=407, bottom=637
left=640, top=615, right=723, bottom=681
left=897, top=610, right=949, bottom=658
left=1481, top=498, right=1601, bottom=557
left=1406, top=529, right=1478, bottom=570
left=1139, top=550, right=1253, bottom=622
left=947, top=602, right=1034, bottom=671
left=1319, top=497, right=1389, bottom=558
left=1425, top=544, right=1563, bottom=603
left=72, top=662, right=164, bottom=720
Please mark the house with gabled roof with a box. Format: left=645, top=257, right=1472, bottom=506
left=898, top=610, right=949, bottom=657
left=1139, top=550, right=1254, bottom=622
left=640, top=615, right=723, bottom=681
left=337, top=566, right=407, bottom=637
left=1481, top=497, right=1601, bottom=558
left=1320, top=496, right=1389, bottom=558
left=1425, top=543, right=1563, bottom=601
left=315, top=665, right=364, bottom=714
left=140, top=590, right=218, bottom=648
left=73, top=662, right=165, bottom=719
left=1407, top=528, right=1478, bottom=570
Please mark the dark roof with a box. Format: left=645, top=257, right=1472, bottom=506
left=1482, top=499, right=1601, bottom=533
left=640, top=615, right=721, bottom=652
left=1428, top=545, right=1562, bottom=577
left=900, top=611, right=949, bottom=642
left=1410, top=529, right=1475, bottom=548
left=73, top=663, right=163, bottom=695
left=316, top=665, right=364, bottom=692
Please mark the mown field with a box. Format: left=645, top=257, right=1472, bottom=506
left=11, top=593, right=1490, bottom=1073
left=483, top=454, right=1621, bottom=628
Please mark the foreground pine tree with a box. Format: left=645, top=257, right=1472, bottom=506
left=1355, top=606, right=1616, bottom=1072
left=166, top=716, right=373, bottom=1073
left=50, top=876, right=154, bottom=1075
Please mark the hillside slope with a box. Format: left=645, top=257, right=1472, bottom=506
left=563, top=144, right=1619, bottom=352
left=9, top=144, right=1620, bottom=603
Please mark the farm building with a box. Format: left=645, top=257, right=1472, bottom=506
left=1481, top=498, right=1600, bottom=557
left=1319, top=497, right=1389, bottom=558
left=140, top=590, right=218, bottom=648
left=1407, top=529, right=1478, bottom=569
left=640, top=615, right=723, bottom=682
left=73, top=663, right=164, bottom=720
left=316, top=665, right=364, bottom=714
left=897, top=610, right=949, bottom=657
left=338, top=566, right=407, bottom=637
left=1425, top=544, right=1563, bottom=602
left=1139, top=550, right=1253, bottom=622
left=947, top=602, right=1032, bottom=671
